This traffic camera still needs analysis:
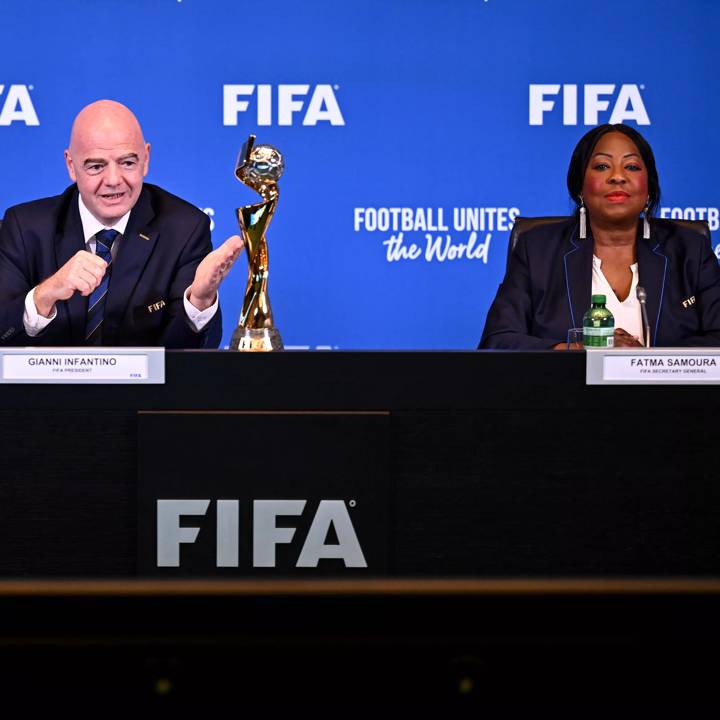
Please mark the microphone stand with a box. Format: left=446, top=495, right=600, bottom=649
left=636, top=286, right=650, bottom=348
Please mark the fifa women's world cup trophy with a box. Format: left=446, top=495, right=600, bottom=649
left=230, top=134, right=285, bottom=351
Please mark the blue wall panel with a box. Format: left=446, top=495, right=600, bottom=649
left=0, top=0, right=716, bottom=348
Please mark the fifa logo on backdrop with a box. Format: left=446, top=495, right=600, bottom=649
left=223, top=84, right=345, bottom=126
left=529, top=84, right=650, bottom=126
left=0, top=85, right=39, bottom=126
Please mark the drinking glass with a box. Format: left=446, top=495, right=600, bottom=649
left=567, top=328, right=584, bottom=350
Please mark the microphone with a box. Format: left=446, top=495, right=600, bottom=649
left=636, top=286, right=650, bottom=348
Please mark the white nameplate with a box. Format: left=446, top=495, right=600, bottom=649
left=0, top=348, right=165, bottom=384
left=586, top=348, right=720, bottom=385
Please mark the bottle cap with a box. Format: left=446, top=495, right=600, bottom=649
left=591, top=294, right=606, bottom=304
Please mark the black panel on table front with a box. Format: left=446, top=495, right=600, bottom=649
left=1, top=351, right=718, bottom=577
left=0, top=410, right=136, bottom=575
left=391, top=409, right=718, bottom=574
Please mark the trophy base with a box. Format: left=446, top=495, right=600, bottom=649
left=230, top=326, right=284, bottom=352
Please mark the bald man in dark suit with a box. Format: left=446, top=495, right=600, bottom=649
left=0, top=100, right=243, bottom=347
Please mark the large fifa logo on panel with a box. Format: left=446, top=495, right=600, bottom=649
left=529, top=84, right=650, bottom=126
left=157, top=499, right=367, bottom=568
left=223, top=84, right=345, bottom=126
left=0, top=85, right=38, bottom=125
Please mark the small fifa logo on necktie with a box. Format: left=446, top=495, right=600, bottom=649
left=682, top=296, right=696, bottom=308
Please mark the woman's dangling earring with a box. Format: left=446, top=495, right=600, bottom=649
left=643, top=200, right=651, bottom=240
left=578, top=196, right=587, bottom=239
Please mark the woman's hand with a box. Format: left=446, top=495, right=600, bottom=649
left=614, top=328, right=643, bottom=347
left=552, top=327, right=642, bottom=349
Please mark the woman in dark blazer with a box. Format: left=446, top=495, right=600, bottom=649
left=480, top=124, right=720, bottom=349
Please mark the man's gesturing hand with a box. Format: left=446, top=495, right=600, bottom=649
left=188, top=235, right=245, bottom=311
left=34, top=250, right=108, bottom=318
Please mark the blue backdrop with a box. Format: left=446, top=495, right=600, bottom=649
left=1, top=0, right=717, bottom=348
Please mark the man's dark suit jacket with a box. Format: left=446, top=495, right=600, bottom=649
left=0, top=183, right=221, bottom=348
left=480, top=218, right=720, bottom=349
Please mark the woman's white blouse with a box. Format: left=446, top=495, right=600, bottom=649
left=591, top=255, right=644, bottom=342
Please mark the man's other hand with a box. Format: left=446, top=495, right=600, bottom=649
left=188, top=235, right=245, bottom=311
left=34, top=250, right=108, bottom=318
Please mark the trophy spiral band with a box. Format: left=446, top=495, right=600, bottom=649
left=230, top=135, right=285, bottom=352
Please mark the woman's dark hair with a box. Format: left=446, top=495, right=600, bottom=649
left=566, top=123, right=661, bottom=217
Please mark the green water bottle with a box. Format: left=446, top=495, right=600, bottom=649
left=583, top=294, right=614, bottom=347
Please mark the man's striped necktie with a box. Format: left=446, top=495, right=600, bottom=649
left=85, top=228, right=118, bottom=343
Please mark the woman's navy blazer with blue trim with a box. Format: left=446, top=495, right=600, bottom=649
left=480, top=218, right=720, bottom=349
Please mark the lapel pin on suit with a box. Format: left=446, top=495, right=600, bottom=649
left=147, top=300, right=166, bottom=313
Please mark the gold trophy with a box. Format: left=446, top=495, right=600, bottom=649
left=230, top=134, right=284, bottom=351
